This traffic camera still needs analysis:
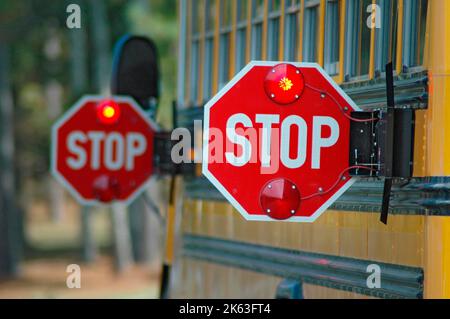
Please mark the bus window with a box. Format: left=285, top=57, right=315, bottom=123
left=284, top=0, right=301, bottom=61
left=251, top=0, right=265, bottom=60
left=375, top=0, right=398, bottom=75
left=218, top=0, right=233, bottom=89
left=203, top=0, right=216, bottom=100
left=303, top=0, right=319, bottom=62
left=235, top=0, right=248, bottom=72
left=267, top=0, right=282, bottom=60
left=324, top=0, right=340, bottom=76
left=402, top=0, right=428, bottom=69
left=344, top=0, right=371, bottom=79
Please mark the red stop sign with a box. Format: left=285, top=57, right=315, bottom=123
left=51, top=95, right=158, bottom=205
left=202, top=62, right=361, bottom=222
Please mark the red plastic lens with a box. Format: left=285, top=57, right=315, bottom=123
left=264, top=63, right=305, bottom=105
left=260, top=178, right=300, bottom=220
left=92, top=174, right=120, bottom=202
left=96, top=99, right=120, bottom=124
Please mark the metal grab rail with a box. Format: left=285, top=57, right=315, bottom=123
left=183, top=234, right=424, bottom=299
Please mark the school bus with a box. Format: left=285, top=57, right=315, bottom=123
left=169, top=0, right=450, bottom=298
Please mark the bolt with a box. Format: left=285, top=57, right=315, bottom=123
left=295, top=95, right=299, bottom=99
left=296, top=70, right=300, bottom=74
left=271, top=93, right=275, bottom=98
left=266, top=209, right=271, bottom=213
left=342, top=176, right=347, bottom=181
left=272, top=69, right=276, bottom=73
left=320, top=93, right=326, bottom=98
left=344, top=106, right=349, bottom=111
left=291, top=210, right=296, bottom=214
left=360, top=129, right=364, bottom=133
left=268, top=184, right=272, bottom=189
left=291, top=185, right=296, bottom=189
left=318, top=187, right=324, bottom=193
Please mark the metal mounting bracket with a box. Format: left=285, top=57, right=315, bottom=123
left=349, top=63, right=416, bottom=224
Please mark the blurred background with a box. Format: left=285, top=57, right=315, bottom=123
left=0, top=0, right=177, bottom=298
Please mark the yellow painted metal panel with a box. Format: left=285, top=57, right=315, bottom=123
left=425, top=216, right=450, bottom=298
left=310, top=210, right=340, bottom=255
left=338, top=211, right=368, bottom=259
left=426, top=0, right=450, bottom=176
left=182, top=205, right=424, bottom=267
left=367, top=212, right=395, bottom=264
left=391, top=215, right=424, bottom=267
left=423, top=0, right=450, bottom=298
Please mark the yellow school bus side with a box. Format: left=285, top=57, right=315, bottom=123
left=424, top=0, right=450, bottom=298
left=172, top=0, right=450, bottom=299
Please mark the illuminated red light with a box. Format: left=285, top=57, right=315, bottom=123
left=260, top=178, right=300, bottom=220
left=264, top=63, right=305, bottom=105
left=96, top=99, right=120, bottom=124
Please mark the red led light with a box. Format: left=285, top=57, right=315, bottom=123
left=96, top=99, right=120, bottom=124
left=260, top=178, right=300, bottom=220
left=264, top=63, right=305, bottom=105
left=92, top=174, right=121, bottom=202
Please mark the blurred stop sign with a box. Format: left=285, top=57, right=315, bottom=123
left=51, top=95, right=158, bottom=204
left=203, top=62, right=361, bottom=222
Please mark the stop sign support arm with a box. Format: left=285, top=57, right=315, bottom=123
left=348, top=62, right=416, bottom=224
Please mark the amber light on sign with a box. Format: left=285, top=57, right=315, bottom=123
left=96, top=99, right=121, bottom=124
left=264, top=63, right=305, bottom=105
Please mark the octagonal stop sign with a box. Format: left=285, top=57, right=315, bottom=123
left=202, top=62, right=361, bottom=222
left=51, top=95, right=158, bottom=205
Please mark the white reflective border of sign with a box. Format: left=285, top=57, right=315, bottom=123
left=202, top=61, right=362, bottom=222
left=51, top=95, right=160, bottom=206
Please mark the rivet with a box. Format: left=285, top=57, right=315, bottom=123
left=271, top=93, right=275, bottom=98
left=292, top=185, right=296, bottom=189
left=272, top=69, right=276, bottom=73
left=342, top=176, right=347, bottom=181
left=268, top=184, right=272, bottom=189
left=320, top=93, right=326, bottom=98
left=318, top=187, right=324, bottom=192
left=296, top=70, right=300, bottom=74
left=344, top=106, right=349, bottom=111
left=266, top=209, right=271, bottom=213
left=291, top=210, right=296, bottom=214
left=295, top=95, right=299, bottom=99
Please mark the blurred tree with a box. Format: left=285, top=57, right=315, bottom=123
left=0, top=44, right=20, bottom=278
